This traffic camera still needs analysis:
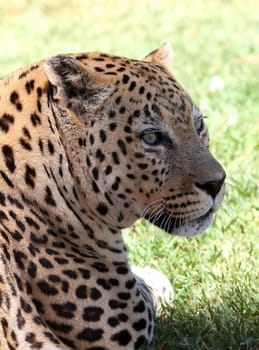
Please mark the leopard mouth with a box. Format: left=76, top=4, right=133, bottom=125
left=144, top=209, right=214, bottom=237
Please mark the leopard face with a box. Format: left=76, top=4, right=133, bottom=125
left=45, top=44, right=225, bottom=237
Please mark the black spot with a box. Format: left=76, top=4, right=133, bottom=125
left=137, top=163, right=148, bottom=170
left=20, top=297, right=32, bottom=313
left=25, top=216, right=40, bottom=230
left=48, top=274, right=61, bottom=283
left=0, top=170, right=14, bottom=187
left=122, top=74, right=130, bottom=84
left=92, top=181, right=100, bottom=193
left=37, top=101, right=42, bottom=113
left=127, top=173, right=136, bottom=179
left=146, top=92, right=152, bottom=100
left=16, top=309, right=25, bottom=329
left=126, top=136, right=133, bottom=143
left=83, top=307, right=104, bottom=322
left=16, top=103, right=23, bottom=111
left=30, top=232, right=48, bottom=245
left=25, top=80, right=35, bottom=94
left=111, top=177, right=121, bottom=191
left=108, top=110, right=116, bottom=118
left=52, top=302, right=77, bottom=319
left=117, top=292, right=131, bottom=300
left=46, top=320, right=73, bottom=334
left=109, top=279, right=119, bottom=287
left=48, top=140, right=55, bottom=154
left=14, top=273, right=23, bottom=292
left=7, top=195, right=23, bottom=209
left=76, top=285, right=87, bottom=299
left=104, top=191, right=113, bottom=206
left=54, top=257, right=69, bottom=265
left=97, top=278, right=111, bottom=290
left=109, top=299, right=127, bottom=309
left=96, top=149, right=105, bottom=162
left=133, top=110, right=140, bottom=118
left=124, top=126, right=131, bottom=133
left=24, top=164, right=36, bottom=188
left=111, top=329, right=132, bottom=346
left=128, top=81, right=136, bottom=91
left=118, top=313, right=128, bottom=322
left=37, top=87, right=43, bottom=97
left=19, top=138, right=32, bottom=151
left=133, top=318, right=147, bottom=331
left=62, top=270, right=77, bottom=279
left=22, top=127, right=31, bottom=140
left=117, top=139, right=127, bottom=155
left=25, top=332, right=42, bottom=347
left=119, top=106, right=126, bottom=114
left=45, top=186, right=56, bottom=206
left=76, top=54, right=89, bottom=60
left=77, top=328, right=103, bottom=342
left=108, top=317, right=119, bottom=327
left=133, top=300, right=146, bottom=313
left=94, top=67, right=104, bottom=72
left=96, top=203, right=108, bottom=216
left=2, top=145, right=15, bottom=173
left=37, top=281, right=58, bottom=296
left=139, top=86, right=145, bottom=94
left=0, top=192, right=6, bottom=206
left=14, top=250, right=27, bottom=270
left=86, top=155, right=91, bottom=167
left=78, top=268, right=90, bottom=279
left=92, top=167, right=99, bottom=181
left=11, top=229, right=23, bottom=242
left=10, top=91, right=19, bottom=104
left=105, top=165, right=112, bottom=175
left=134, top=335, right=146, bottom=349
left=0, top=114, right=14, bottom=133
left=109, top=122, right=117, bottom=131
left=90, top=288, right=102, bottom=300
left=99, top=130, right=107, bottom=143
left=91, top=262, right=109, bottom=273
left=32, top=298, right=44, bottom=314
left=39, top=258, right=54, bottom=269
left=112, top=152, right=120, bottom=164
left=89, top=134, right=95, bottom=145
left=38, top=139, right=44, bottom=153
left=115, top=96, right=121, bottom=105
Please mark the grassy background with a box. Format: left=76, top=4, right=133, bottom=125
left=1, top=1, right=258, bottom=349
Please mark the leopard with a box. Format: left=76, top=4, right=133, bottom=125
left=0, top=42, right=225, bottom=350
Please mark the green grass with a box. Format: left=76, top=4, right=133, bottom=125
left=1, top=1, right=258, bottom=349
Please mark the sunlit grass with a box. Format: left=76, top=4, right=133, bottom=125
left=1, top=1, right=258, bottom=349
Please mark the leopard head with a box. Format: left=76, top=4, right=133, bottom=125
left=44, top=43, right=225, bottom=237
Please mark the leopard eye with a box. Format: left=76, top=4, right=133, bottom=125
left=141, top=131, right=163, bottom=146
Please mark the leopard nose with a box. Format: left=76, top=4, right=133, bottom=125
left=195, top=173, right=226, bottom=199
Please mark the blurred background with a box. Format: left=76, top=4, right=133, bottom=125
left=0, top=1, right=258, bottom=349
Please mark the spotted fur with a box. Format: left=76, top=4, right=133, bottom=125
left=0, top=43, right=225, bottom=349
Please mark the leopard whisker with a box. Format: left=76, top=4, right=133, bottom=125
left=147, top=203, right=165, bottom=222
left=141, top=199, right=165, bottom=219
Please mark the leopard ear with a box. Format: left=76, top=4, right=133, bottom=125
left=143, top=42, right=173, bottom=70
left=44, top=55, right=112, bottom=116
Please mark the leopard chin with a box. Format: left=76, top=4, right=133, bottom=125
left=144, top=210, right=214, bottom=237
